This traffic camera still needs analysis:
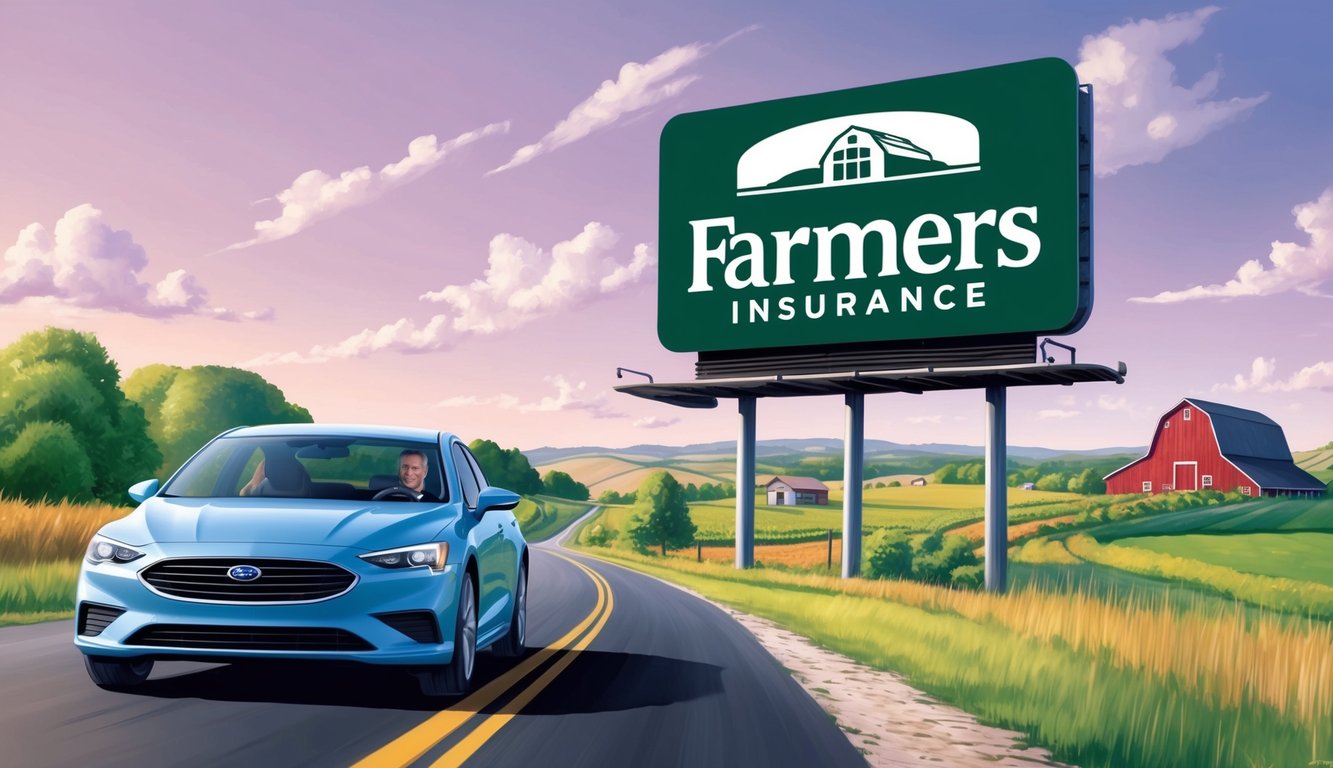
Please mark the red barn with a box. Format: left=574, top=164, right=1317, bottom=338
left=1104, top=398, right=1325, bottom=498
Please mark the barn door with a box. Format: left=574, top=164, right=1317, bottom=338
left=1173, top=463, right=1198, bottom=491
left=776, top=491, right=785, bottom=504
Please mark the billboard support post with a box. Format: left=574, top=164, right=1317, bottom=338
left=736, top=396, right=756, bottom=569
left=985, top=385, right=1008, bottom=592
left=842, top=392, right=865, bottom=578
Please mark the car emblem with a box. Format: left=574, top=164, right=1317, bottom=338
left=228, top=565, right=262, bottom=582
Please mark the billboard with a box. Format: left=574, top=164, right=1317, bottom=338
left=658, top=58, right=1089, bottom=354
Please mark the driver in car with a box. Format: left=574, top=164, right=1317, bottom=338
left=395, top=449, right=440, bottom=502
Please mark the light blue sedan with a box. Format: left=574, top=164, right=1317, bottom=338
left=74, top=424, right=528, bottom=697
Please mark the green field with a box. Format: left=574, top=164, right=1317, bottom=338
left=1081, top=496, right=1333, bottom=541
left=520, top=496, right=594, bottom=542
left=1113, top=532, right=1333, bottom=588
left=684, top=485, right=1084, bottom=541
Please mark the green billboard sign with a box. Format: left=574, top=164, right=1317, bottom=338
left=658, top=57, right=1089, bottom=354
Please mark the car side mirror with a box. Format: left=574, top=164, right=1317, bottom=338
left=128, top=479, right=160, bottom=503
left=476, top=487, right=520, bottom=515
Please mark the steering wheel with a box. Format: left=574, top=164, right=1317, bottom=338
left=372, top=486, right=421, bottom=501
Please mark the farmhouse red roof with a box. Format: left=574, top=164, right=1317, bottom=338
left=768, top=476, right=829, bottom=492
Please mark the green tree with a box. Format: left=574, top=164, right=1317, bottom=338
left=934, top=463, right=958, bottom=484
left=1035, top=472, right=1068, bottom=491
left=467, top=439, right=542, bottom=494
left=866, top=529, right=914, bottom=579
left=626, top=471, right=696, bottom=555
left=0, top=421, right=96, bottom=502
left=1066, top=467, right=1107, bottom=495
left=542, top=470, right=590, bottom=501
left=0, top=328, right=160, bottom=503
left=123, top=364, right=311, bottom=476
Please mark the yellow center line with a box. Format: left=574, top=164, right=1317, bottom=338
left=352, top=552, right=609, bottom=768
left=429, top=556, right=615, bottom=768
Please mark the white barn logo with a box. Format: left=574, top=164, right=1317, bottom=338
left=736, top=111, right=981, bottom=197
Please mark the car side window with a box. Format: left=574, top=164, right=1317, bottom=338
left=462, top=446, right=488, bottom=488
left=452, top=443, right=480, bottom=509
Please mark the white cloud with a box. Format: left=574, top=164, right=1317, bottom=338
left=906, top=415, right=943, bottom=425
left=1131, top=188, right=1333, bottom=303
left=1097, top=395, right=1133, bottom=412
left=244, top=222, right=653, bottom=365
left=489, top=26, right=756, bottom=174
left=218, top=122, right=509, bottom=252
left=634, top=416, right=680, bottom=429
left=1038, top=409, right=1081, bottom=420
left=1076, top=6, right=1267, bottom=176
left=1216, top=357, right=1333, bottom=392
left=433, top=376, right=625, bottom=419
left=0, top=204, right=266, bottom=320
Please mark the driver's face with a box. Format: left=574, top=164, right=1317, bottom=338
left=399, top=455, right=427, bottom=492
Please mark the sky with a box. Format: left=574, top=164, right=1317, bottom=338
left=1, top=1, right=1330, bottom=453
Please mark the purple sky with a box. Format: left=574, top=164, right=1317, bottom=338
left=2, top=2, right=1329, bottom=452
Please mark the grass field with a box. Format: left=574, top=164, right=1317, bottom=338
left=1113, top=532, right=1333, bottom=588
left=520, top=496, right=594, bottom=542
left=0, top=496, right=129, bottom=563
left=574, top=546, right=1333, bottom=768
left=0, top=561, right=79, bottom=625
left=1079, top=496, right=1333, bottom=541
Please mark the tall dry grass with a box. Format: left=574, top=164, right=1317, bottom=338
left=581, top=545, right=1333, bottom=765
left=0, top=495, right=128, bottom=563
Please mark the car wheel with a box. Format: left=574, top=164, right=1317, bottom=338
left=491, top=561, right=526, bottom=658
left=84, top=655, right=153, bottom=689
left=416, top=573, right=477, bottom=697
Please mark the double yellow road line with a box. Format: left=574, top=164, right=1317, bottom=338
left=353, top=551, right=614, bottom=768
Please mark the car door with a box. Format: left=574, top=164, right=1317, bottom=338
left=453, top=442, right=508, bottom=639
left=464, top=444, right=518, bottom=597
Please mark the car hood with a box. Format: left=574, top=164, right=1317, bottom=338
left=101, top=496, right=461, bottom=550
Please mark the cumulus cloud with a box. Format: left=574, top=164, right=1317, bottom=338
left=434, top=376, right=625, bottom=419
left=1216, top=357, right=1333, bottom=392
left=634, top=416, right=680, bottom=429
left=1097, top=395, right=1133, bottom=412
left=1038, top=409, right=1081, bottom=420
left=489, top=26, right=756, bottom=174
left=1132, top=188, right=1333, bottom=303
left=244, top=222, right=653, bottom=365
left=1076, top=7, right=1266, bottom=176
left=0, top=204, right=266, bottom=320
left=217, top=122, right=509, bottom=253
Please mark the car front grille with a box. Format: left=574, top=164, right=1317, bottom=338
left=78, top=602, right=126, bottom=636
left=125, top=624, right=374, bottom=652
left=140, top=558, right=356, bottom=603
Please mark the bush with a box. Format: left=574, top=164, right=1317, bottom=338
left=0, top=421, right=95, bottom=503
left=888, top=480, right=901, bottom=487
left=866, top=529, right=914, bottom=579
left=914, top=534, right=978, bottom=585
left=584, top=524, right=617, bottom=547
left=950, top=563, right=985, bottom=589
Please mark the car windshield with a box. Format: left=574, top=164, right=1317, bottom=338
left=160, top=435, right=448, bottom=502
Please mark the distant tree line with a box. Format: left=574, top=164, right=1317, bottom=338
left=933, top=460, right=1111, bottom=494
left=597, top=479, right=736, bottom=506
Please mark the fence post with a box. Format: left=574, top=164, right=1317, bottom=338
left=697, top=540, right=702, bottom=563
left=827, top=529, right=833, bottom=570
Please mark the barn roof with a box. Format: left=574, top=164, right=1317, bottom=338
left=767, top=475, right=829, bottom=492
left=1227, top=457, right=1327, bottom=492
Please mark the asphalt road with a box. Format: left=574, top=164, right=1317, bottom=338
left=0, top=541, right=866, bottom=768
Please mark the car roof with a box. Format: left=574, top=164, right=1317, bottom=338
left=225, top=423, right=454, bottom=443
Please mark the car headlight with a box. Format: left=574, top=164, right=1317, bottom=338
left=359, top=543, right=448, bottom=572
left=86, top=535, right=146, bottom=565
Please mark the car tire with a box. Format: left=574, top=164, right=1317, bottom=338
left=84, top=655, right=153, bottom=689
left=416, top=573, right=477, bottom=697
left=490, top=560, right=526, bottom=658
